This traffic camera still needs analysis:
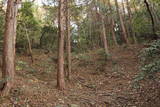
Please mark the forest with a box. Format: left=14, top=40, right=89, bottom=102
left=0, top=0, right=160, bottom=106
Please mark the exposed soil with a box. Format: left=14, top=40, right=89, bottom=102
left=0, top=45, right=160, bottom=107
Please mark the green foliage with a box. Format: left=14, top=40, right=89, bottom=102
left=72, top=20, right=90, bottom=53
left=131, top=0, right=160, bottom=42
left=138, top=40, right=160, bottom=80
left=132, top=7, right=152, bottom=35
left=17, top=1, right=41, bottom=49
left=16, top=60, right=28, bottom=71
left=97, top=48, right=111, bottom=60
left=152, top=0, right=160, bottom=4
left=133, top=15, right=151, bottom=34
left=77, top=54, right=91, bottom=62
left=75, top=53, right=94, bottom=66
left=43, top=5, right=58, bottom=25
left=40, top=25, right=58, bottom=50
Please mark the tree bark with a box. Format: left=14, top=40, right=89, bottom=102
left=115, top=0, right=129, bottom=44
left=101, top=15, right=109, bottom=55
left=126, top=0, right=137, bottom=44
left=0, top=0, right=19, bottom=96
left=65, top=0, right=71, bottom=80
left=108, top=0, right=118, bottom=46
left=121, top=0, right=130, bottom=40
left=57, top=0, right=65, bottom=90
left=121, top=0, right=126, bottom=19
left=24, top=23, right=34, bottom=63
left=150, top=2, right=160, bottom=25
left=144, top=0, right=156, bottom=38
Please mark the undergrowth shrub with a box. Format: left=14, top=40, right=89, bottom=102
left=76, top=54, right=93, bottom=66
left=136, top=40, right=160, bottom=81
left=97, top=48, right=111, bottom=60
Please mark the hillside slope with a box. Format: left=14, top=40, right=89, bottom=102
left=0, top=45, right=160, bottom=107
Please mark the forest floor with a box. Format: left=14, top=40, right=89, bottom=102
left=0, top=44, right=160, bottom=107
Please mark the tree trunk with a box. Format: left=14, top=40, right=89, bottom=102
left=126, top=0, right=137, bottom=44
left=121, top=0, right=130, bottom=40
left=150, top=2, right=160, bottom=25
left=24, top=23, right=34, bottom=63
left=65, top=0, right=71, bottom=80
left=121, top=0, right=126, bottom=19
left=144, top=0, right=157, bottom=39
left=115, top=0, right=129, bottom=44
left=111, top=19, right=119, bottom=46
left=108, top=0, right=118, bottom=46
left=57, top=0, right=65, bottom=90
left=101, top=15, right=109, bottom=55
left=0, top=0, right=19, bottom=96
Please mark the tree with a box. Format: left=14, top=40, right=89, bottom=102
left=92, top=0, right=110, bottom=55
left=108, top=0, right=118, bottom=46
left=24, top=22, right=34, bottom=62
left=0, top=0, right=19, bottom=96
left=144, top=0, right=157, bottom=39
left=115, top=0, right=129, bottom=44
left=126, top=0, right=137, bottom=44
left=57, top=0, right=65, bottom=90
left=65, top=0, right=71, bottom=80
left=101, top=15, right=109, bottom=55
left=17, top=1, right=41, bottom=58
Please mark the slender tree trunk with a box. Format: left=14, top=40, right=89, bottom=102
left=150, top=2, right=160, bottom=25
left=121, top=0, right=126, bottom=19
left=99, top=0, right=109, bottom=55
left=0, top=0, right=19, bottom=96
left=126, top=0, right=137, bottom=44
left=40, top=31, right=46, bottom=48
left=108, top=0, right=118, bottom=46
left=144, top=0, right=156, bottom=39
left=101, top=15, right=109, bottom=55
left=115, top=0, right=129, bottom=44
left=121, top=0, right=130, bottom=40
left=24, top=23, right=34, bottom=63
left=57, top=0, right=65, bottom=90
left=133, top=1, right=138, bottom=14
left=65, top=0, right=71, bottom=80
left=111, top=19, right=118, bottom=46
